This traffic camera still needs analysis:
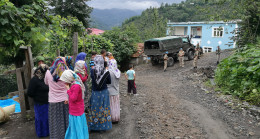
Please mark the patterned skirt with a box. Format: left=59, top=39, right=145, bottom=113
left=34, top=103, right=49, bottom=137
left=110, top=95, right=120, bottom=122
left=87, top=89, right=112, bottom=131
left=65, top=114, right=89, bottom=139
left=49, top=102, right=69, bottom=139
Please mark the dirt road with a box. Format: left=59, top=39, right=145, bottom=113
left=1, top=50, right=260, bottom=139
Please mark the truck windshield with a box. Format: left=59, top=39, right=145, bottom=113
left=145, top=41, right=160, bottom=49
left=182, top=38, right=188, bottom=43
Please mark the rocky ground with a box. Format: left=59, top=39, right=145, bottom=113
left=1, top=50, right=260, bottom=139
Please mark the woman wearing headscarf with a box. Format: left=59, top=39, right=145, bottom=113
left=88, top=55, right=112, bottom=131
left=74, top=60, right=88, bottom=111
left=107, top=53, right=121, bottom=122
left=75, top=52, right=88, bottom=69
left=60, top=70, right=89, bottom=139
left=75, top=53, right=89, bottom=101
left=44, top=57, right=69, bottom=139
left=28, top=64, right=49, bottom=137
left=65, top=56, right=74, bottom=70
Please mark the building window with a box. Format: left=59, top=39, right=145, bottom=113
left=213, top=27, right=224, bottom=37
left=168, top=27, right=175, bottom=36
left=203, top=46, right=213, bottom=53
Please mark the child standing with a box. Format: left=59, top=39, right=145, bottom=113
left=125, top=65, right=137, bottom=95
left=60, top=70, right=89, bottom=139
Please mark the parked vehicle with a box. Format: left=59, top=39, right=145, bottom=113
left=144, top=36, right=195, bottom=67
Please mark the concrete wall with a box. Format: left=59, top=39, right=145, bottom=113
left=167, top=22, right=238, bottom=52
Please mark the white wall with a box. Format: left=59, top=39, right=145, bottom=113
left=175, top=27, right=185, bottom=35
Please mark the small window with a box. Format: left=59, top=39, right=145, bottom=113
left=213, top=27, right=224, bottom=37
left=203, top=46, right=213, bottom=53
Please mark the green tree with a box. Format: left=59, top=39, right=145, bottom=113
left=48, top=0, right=92, bottom=27
left=42, top=15, right=85, bottom=58
left=0, top=0, right=49, bottom=67
left=102, top=27, right=138, bottom=70
left=81, top=35, right=114, bottom=55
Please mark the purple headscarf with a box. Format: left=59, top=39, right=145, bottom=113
left=75, top=52, right=88, bottom=69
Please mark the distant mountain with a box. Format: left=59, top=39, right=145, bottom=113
left=90, top=9, right=142, bottom=30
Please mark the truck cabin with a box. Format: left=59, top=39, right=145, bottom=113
left=144, top=41, right=160, bottom=49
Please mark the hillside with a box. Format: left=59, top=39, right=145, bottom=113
left=90, top=9, right=142, bottom=30
left=122, top=0, right=242, bottom=41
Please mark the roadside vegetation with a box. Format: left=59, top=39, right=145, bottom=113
left=213, top=0, right=260, bottom=106
left=215, top=39, right=260, bottom=106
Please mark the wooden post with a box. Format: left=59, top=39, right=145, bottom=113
left=83, top=32, right=86, bottom=53
left=16, top=68, right=26, bottom=119
left=25, top=47, right=35, bottom=117
left=91, top=36, right=93, bottom=51
left=56, top=49, right=60, bottom=57
left=73, top=32, right=78, bottom=63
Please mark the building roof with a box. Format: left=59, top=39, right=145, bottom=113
left=145, top=36, right=180, bottom=42
left=167, top=20, right=241, bottom=25
left=87, top=28, right=105, bottom=35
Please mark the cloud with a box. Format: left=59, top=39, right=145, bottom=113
left=88, top=0, right=184, bottom=11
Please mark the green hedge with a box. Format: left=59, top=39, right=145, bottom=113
left=0, top=74, right=17, bottom=97
left=215, top=40, right=260, bottom=106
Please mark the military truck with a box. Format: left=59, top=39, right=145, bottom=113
left=144, top=36, right=195, bottom=67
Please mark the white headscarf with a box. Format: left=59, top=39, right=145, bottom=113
left=60, top=70, right=85, bottom=99
left=74, top=60, right=85, bottom=76
left=108, top=59, right=121, bottom=78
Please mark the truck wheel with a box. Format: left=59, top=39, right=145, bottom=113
left=151, top=59, right=158, bottom=66
left=188, top=50, right=194, bottom=60
left=167, top=57, right=174, bottom=67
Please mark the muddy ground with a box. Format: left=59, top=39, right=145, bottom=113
left=1, top=50, right=260, bottom=139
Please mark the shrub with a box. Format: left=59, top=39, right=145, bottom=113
left=215, top=39, right=260, bottom=106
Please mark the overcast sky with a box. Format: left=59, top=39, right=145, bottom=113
left=88, top=0, right=185, bottom=11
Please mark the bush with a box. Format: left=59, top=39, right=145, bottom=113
left=215, top=39, right=260, bottom=106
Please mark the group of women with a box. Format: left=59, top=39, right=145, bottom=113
left=27, top=51, right=121, bottom=139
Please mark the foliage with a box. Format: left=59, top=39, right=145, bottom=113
left=48, top=0, right=92, bottom=27
left=79, top=35, right=114, bottom=55
left=215, top=38, right=260, bottom=106
left=0, top=0, right=49, bottom=67
left=0, top=64, right=17, bottom=97
left=122, top=8, right=167, bottom=41
left=102, top=27, right=138, bottom=68
left=42, top=15, right=85, bottom=59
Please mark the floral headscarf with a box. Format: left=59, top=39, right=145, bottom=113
left=74, top=60, right=85, bottom=76
left=34, top=64, right=49, bottom=80
left=75, top=52, right=87, bottom=69
left=108, top=59, right=121, bottom=79
left=60, top=70, right=85, bottom=99
left=93, top=55, right=110, bottom=89
left=66, top=56, right=74, bottom=70
left=50, top=57, right=68, bottom=82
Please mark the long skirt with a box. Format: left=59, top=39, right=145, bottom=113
left=34, top=103, right=49, bottom=137
left=65, top=114, right=89, bottom=139
left=88, top=89, right=112, bottom=131
left=49, top=102, right=69, bottom=139
left=84, top=82, right=89, bottom=112
left=109, top=95, right=120, bottom=122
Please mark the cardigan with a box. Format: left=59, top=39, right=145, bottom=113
left=91, top=69, right=111, bottom=91
left=67, top=84, right=84, bottom=116
left=27, top=76, right=49, bottom=105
